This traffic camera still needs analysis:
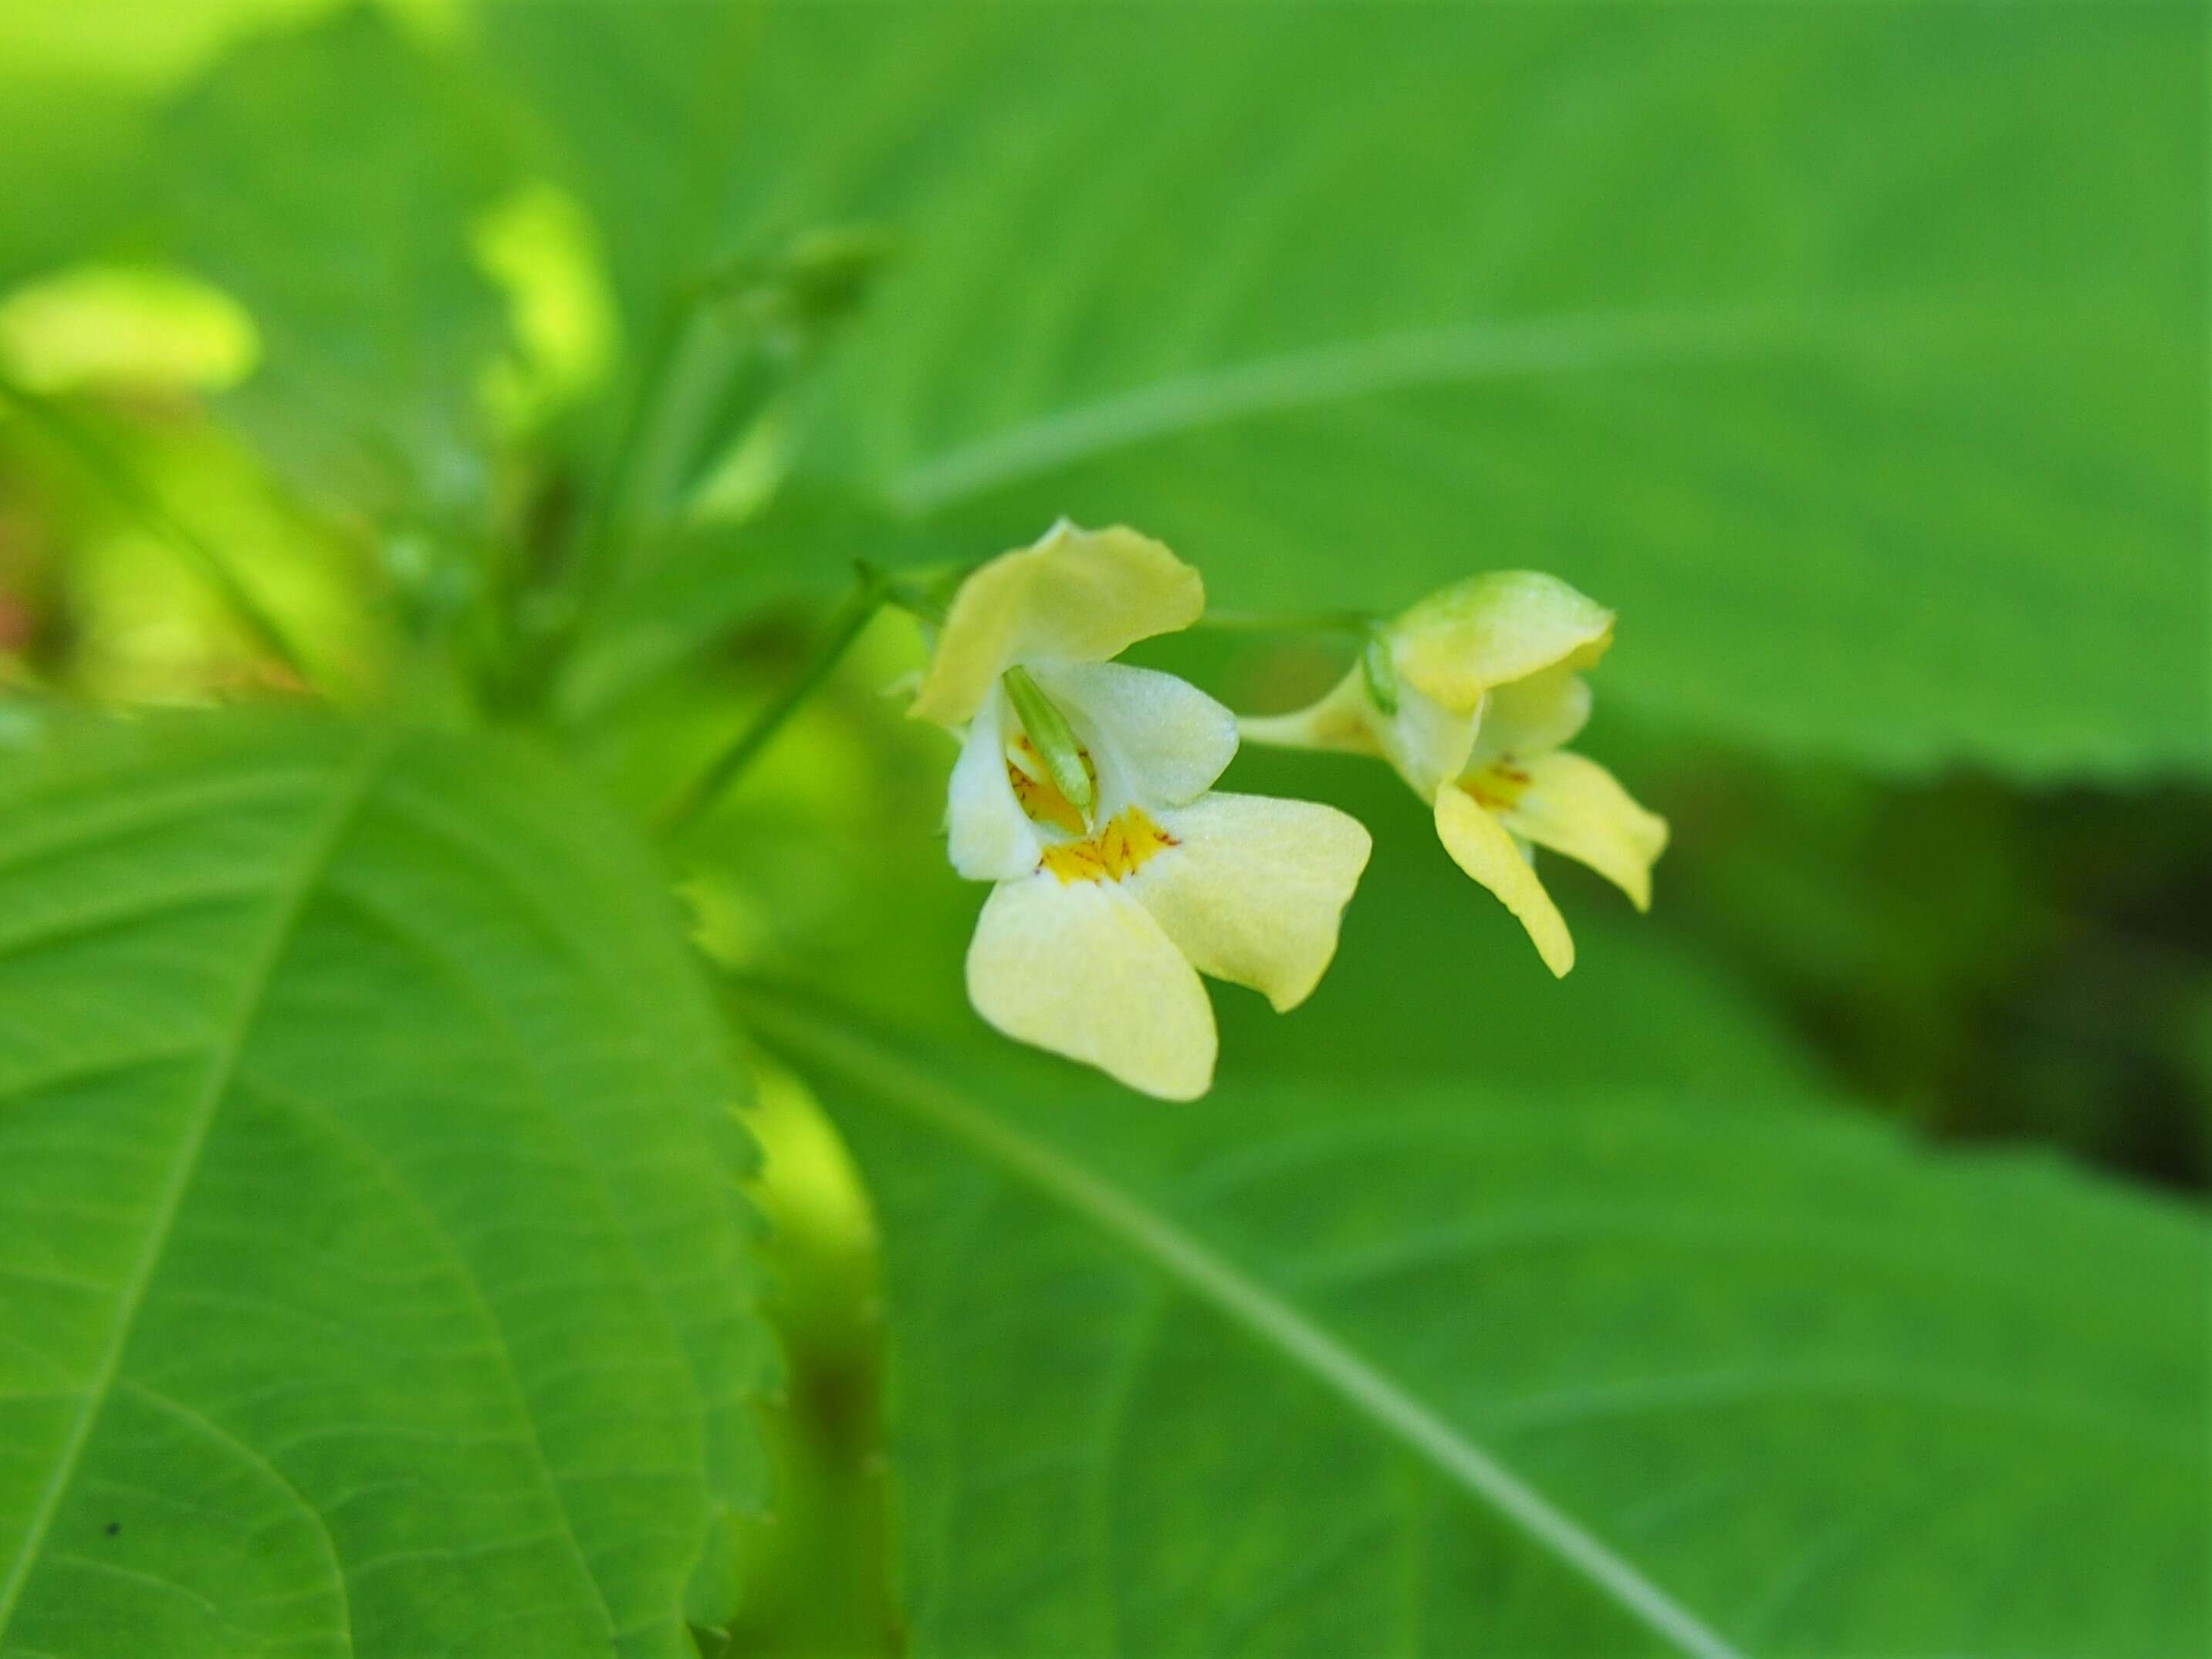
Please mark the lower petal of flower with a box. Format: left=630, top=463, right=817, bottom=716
left=1038, top=805, right=1179, bottom=883
left=966, top=873, right=1216, bottom=1100
left=1433, top=785, right=1575, bottom=978
left=1478, top=750, right=1669, bottom=911
left=1128, top=792, right=1372, bottom=1012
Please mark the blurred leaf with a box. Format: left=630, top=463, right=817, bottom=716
left=0, top=78, right=149, bottom=289
left=749, top=988, right=2209, bottom=1658
left=472, top=180, right=620, bottom=435
left=719, top=1063, right=901, bottom=1659
left=557, top=481, right=966, bottom=724
left=475, top=2, right=760, bottom=326
left=0, top=2, right=454, bottom=287
left=0, top=265, right=259, bottom=394
left=152, top=9, right=512, bottom=518
left=696, top=2, right=2206, bottom=779
left=0, top=717, right=769, bottom=1656
left=0, top=0, right=349, bottom=87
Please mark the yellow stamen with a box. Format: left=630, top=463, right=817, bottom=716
left=1039, top=806, right=1179, bottom=884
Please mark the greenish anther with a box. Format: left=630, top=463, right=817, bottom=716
left=1001, top=664, right=1095, bottom=818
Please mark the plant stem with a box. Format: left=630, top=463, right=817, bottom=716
left=656, top=570, right=889, bottom=836
left=568, top=250, right=783, bottom=610
left=0, top=376, right=318, bottom=691
left=573, top=289, right=691, bottom=606
left=877, top=573, right=949, bottom=628
left=1192, top=606, right=1373, bottom=636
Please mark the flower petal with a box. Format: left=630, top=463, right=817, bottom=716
left=909, top=522, right=1204, bottom=725
left=1486, top=750, right=1669, bottom=911
left=1240, top=667, right=1475, bottom=801
left=1433, top=786, right=1575, bottom=978
left=966, top=873, right=1216, bottom=1100
left=1131, top=792, right=1372, bottom=1012
left=1470, top=660, right=1592, bottom=763
left=945, top=688, right=1043, bottom=881
left=1031, top=661, right=1239, bottom=808
left=1392, top=572, right=1614, bottom=714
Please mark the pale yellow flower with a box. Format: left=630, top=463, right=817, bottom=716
left=916, top=522, right=1371, bottom=1099
left=1243, top=573, right=1666, bottom=978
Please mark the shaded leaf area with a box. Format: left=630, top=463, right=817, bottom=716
left=648, top=0, right=2204, bottom=779
left=1635, top=737, right=2212, bottom=1192
left=0, top=718, right=769, bottom=1658
left=747, top=989, right=2210, bottom=1659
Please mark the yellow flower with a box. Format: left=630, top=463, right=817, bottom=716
left=1243, top=572, right=1666, bottom=978
left=915, top=521, right=1372, bottom=1100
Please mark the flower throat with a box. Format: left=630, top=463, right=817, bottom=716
left=1006, top=735, right=1176, bottom=883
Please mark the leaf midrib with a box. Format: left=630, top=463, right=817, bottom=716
left=0, top=745, right=389, bottom=1647
left=742, top=991, right=1750, bottom=1659
left=884, top=308, right=1782, bottom=515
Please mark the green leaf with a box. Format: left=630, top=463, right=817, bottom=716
left=0, top=79, right=145, bottom=289
left=151, top=10, right=512, bottom=515
left=0, top=718, right=769, bottom=1657
left=475, top=3, right=759, bottom=329
left=746, top=988, right=2209, bottom=1658
left=705, top=2, right=2204, bottom=779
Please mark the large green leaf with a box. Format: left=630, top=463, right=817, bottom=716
left=686, top=1, right=2204, bottom=779
left=0, top=0, right=343, bottom=285
left=746, top=988, right=2210, bottom=1658
left=0, top=718, right=769, bottom=1657
left=151, top=10, right=512, bottom=517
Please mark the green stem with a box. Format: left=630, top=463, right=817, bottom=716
left=656, top=571, right=889, bottom=836
left=877, top=574, right=949, bottom=628
left=570, top=250, right=783, bottom=609
left=573, top=289, right=691, bottom=605
left=1192, top=606, right=1374, bottom=636
left=0, top=376, right=317, bottom=691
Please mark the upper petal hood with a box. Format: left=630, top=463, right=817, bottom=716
left=909, top=521, right=1205, bottom=726
left=1390, top=571, right=1614, bottom=715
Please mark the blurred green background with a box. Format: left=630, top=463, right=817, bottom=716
left=0, top=1, right=2204, bottom=1654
